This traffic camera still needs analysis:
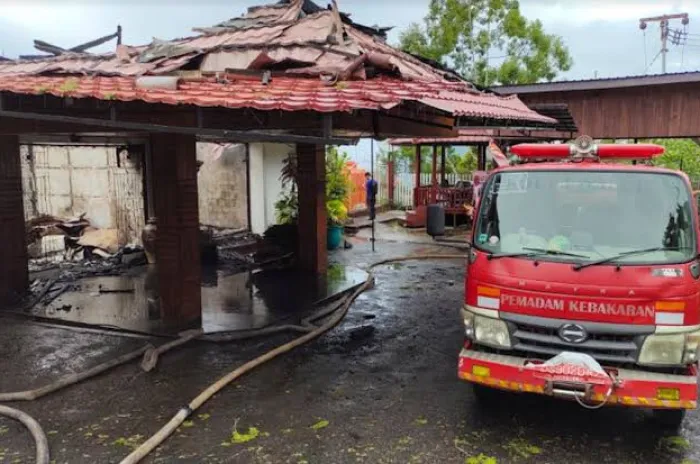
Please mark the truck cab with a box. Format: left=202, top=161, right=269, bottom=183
left=458, top=137, right=700, bottom=428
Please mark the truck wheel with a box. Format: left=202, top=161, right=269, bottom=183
left=652, top=409, right=686, bottom=430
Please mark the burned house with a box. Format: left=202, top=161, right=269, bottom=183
left=0, top=0, right=553, bottom=328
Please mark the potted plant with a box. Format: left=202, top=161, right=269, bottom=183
left=273, top=148, right=352, bottom=250
left=326, top=199, right=348, bottom=250
left=325, top=147, right=352, bottom=250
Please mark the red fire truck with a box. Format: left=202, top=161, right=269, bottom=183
left=459, top=136, right=700, bottom=428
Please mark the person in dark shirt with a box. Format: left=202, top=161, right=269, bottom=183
left=365, top=172, right=378, bottom=220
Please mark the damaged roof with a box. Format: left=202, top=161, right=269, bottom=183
left=0, top=0, right=554, bottom=125
left=0, top=75, right=547, bottom=119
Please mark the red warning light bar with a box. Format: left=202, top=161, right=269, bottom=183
left=510, top=141, right=665, bottom=160
left=510, top=144, right=570, bottom=158
left=596, top=144, right=664, bottom=158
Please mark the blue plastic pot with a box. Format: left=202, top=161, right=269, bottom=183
left=327, top=225, right=344, bottom=250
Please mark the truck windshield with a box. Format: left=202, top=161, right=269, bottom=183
left=474, top=170, right=696, bottom=265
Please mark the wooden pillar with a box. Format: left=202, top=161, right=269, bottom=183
left=0, top=135, right=28, bottom=305
left=150, top=133, right=202, bottom=328
left=440, top=146, right=447, bottom=184
left=431, top=144, right=438, bottom=203
left=413, top=144, right=421, bottom=206
left=297, top=143, right=327, bottom=274
left=477, top=144, right=487, bottom=171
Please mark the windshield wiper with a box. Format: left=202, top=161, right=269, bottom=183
left=487, top=247, right=588, bottom=261
left=522, top=247, right=588, bottom=258
left=573, top=246, right=689, bottom=271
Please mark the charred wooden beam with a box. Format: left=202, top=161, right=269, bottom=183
left=33, top=40, right=66, bottom=56
left=69, top=29, right=121, bottom=53
left=31, top=26, right=122, bottom=57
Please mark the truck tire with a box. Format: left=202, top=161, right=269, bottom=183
left=652, top=409, right=686, bottom=430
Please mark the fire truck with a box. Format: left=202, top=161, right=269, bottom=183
left=458, top=136, right=700, bottom=428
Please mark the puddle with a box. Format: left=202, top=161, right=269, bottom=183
left=27, top=264, right=368, bottom=335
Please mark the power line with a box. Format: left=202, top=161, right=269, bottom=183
left=645, top=49, right=663, bottom=73
left=669, top=28, right=688, bottom=45
left=639, top=13, right=690, bottom=73
left=682, top=33, right=686, bottom=69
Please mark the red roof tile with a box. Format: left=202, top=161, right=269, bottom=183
left=0, top=0, right=555, bottom=126
left=0, top=74, right=554, bottom=123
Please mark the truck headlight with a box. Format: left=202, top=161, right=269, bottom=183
left=683, top=332, right=700, bottom=364
left=474, top=315, right=511, bottom=349
left=639, top=330, right=700, bottom=366
left=639, top=334, right=685, bottom=366
left=464, top=311, right=475, bottom=339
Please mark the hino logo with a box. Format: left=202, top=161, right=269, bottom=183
left=558, top=324, right=588, bottom=344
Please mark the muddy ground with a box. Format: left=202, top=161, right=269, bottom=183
left=1, top=240, right=699, bottom=463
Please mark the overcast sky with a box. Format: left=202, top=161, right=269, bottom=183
left=2, top=0, right=699, bottom=165
left=2, top=0, right=700, bottom=78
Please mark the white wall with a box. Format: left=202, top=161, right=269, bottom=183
left=248, top=143, right=295, bottom=235
left=263, top=143, right=293, bottom=229
left=197, top=143, right=248, bottom=229
left=21, top=144, right=145, bottom=245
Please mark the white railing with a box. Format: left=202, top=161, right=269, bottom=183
left=376, top=168, right=473, bottom=208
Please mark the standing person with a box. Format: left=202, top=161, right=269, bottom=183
left=365, top=172, right=378, bottom=220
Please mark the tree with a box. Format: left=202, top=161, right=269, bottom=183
left=379, top=145, right=431, bottom=173
left=447, top=148, right=477, bottom=174
left=380, top=145, right=477, bottom=175
left=399, top=0, right=573, bottom=86
left=650, top=139, right=700, bottom=180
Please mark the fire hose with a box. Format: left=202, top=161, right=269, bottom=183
left=119, top=254, right=465, bottom=464
left=0, top=405, right=49, bottom=464
left=0, top=253, right=465, bottom=464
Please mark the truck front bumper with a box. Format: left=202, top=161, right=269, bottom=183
left=459, top=348, right=698, bottom=409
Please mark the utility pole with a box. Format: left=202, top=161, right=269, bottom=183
left=640, top=13, right=689, bottom=73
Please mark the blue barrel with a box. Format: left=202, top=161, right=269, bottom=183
left=327, top=225, right=344, bottom=250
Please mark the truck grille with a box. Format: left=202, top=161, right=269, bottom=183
left=504, top=316, right=647, bottom=365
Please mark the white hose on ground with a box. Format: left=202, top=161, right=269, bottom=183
left=0, top=344, right=154, bottom=402
left=119, top=254, right=466, bottom=464
left=0, top=323, right=316, bottom=401
left=0, top=405, right=50, bottom=464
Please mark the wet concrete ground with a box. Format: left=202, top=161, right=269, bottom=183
left=1, top=240, right=699, bottom=463
left=22, top=264, right=367, bottom=336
